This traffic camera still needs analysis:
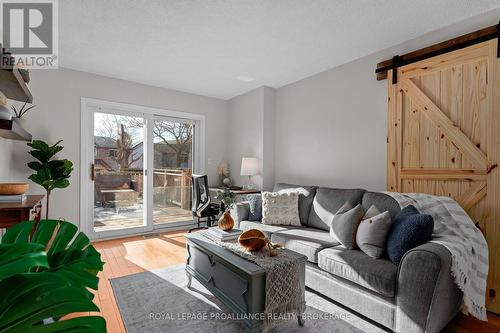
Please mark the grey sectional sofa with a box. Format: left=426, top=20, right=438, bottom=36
left=232, top=183, right=462, bottom=333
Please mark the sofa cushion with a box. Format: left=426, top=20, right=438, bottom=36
left=238, top=220, right=295, bottom=238
left=308, top=187, right=366, bottom=231
left=362, top=192, right=401, bottom=220
left=271, top=227, right=339, bottom=263
left=262, top=191, right=301, bottom=226
left=356, top=206, right=392, bottom=259
left=273, top=183, right=317, bottom=226
left=318, top=246, right=397, bottom=298
left=386, top=205, right=434, bottom=265
left=247, top=194, right=262, bottom=221
left=330, top=203, right=364, bottom=250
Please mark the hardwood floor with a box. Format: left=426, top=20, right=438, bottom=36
left=89, top=231, right=500, bottom=333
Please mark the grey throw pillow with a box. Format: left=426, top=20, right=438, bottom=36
left=247, top=194, right=262, bottom=221
left=356, top=205, right=392, bottom=259
left=330, top=203, right=364, bottom=250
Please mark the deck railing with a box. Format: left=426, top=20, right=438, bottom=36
left=95, top=168, right=192, bottom=209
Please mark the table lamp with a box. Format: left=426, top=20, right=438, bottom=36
left=240, top=157, right=258, bottom=189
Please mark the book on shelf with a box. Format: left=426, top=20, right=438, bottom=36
left=0, top=194, right=27, bottom=202
left=207, top=227, right=242, bottom=240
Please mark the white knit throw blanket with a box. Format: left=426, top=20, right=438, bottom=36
left=385, top=192, right=489, bottom=320
left=199, top=230, right=305, bottom=331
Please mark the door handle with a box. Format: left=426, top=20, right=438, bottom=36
left=91, top=163, right=95, bottom=181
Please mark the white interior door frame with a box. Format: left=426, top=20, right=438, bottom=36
left=80, top=97, right=206, bottom=240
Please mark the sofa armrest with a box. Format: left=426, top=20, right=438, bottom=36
left=395, top=242, right=462, bottom=333
left=231, top=202, right=250, bottom=228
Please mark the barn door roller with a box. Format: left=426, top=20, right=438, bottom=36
left=392, top=55, right=400, bottom=84
left=497, top=20, right=500, bottom=58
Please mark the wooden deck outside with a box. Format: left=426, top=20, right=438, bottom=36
left=94, top=206, right=192, bottom=232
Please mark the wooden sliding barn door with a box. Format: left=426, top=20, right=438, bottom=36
left=387, top=39, right=500, bottom=312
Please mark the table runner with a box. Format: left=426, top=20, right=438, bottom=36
left=199, top=230, right=305, bottom=332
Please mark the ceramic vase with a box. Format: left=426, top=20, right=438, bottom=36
left=218, top=211, right=234, bottom=231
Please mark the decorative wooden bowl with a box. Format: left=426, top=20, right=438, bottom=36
left=0, top=183, right=29, bottom=195
left=238, top=229, right=268, bottom=251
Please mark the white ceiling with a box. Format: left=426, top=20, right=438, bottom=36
left=60, top=0, right=500, bottom=100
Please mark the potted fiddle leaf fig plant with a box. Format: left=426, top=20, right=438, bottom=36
left=216, top=190, right=236, bottom=231
left=27, top=140, right=73, bottom=219
left=0, top=219, right=106, bottom=332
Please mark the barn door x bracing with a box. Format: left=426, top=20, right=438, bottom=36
left=386, top=40, right=500, bottom=312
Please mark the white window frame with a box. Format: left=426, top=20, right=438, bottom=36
left=80, top=97, right=205, bottom=240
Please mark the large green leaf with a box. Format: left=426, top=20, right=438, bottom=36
left=48, top=160, right=73, bottom=180
left=29, top=316, right=106, bottom=333
left=0, top=243, right=49, bottom=280
left=0, top=221, right=106, bottom=332
left=27, top=161, right=44, bottom=172
left=0, top=272, right=105, bottom=333
left=2, top=220, right=104, bottom=291
left=27, top=140, right=64, bottom=163
left=52, top=179, right=70, bottom=189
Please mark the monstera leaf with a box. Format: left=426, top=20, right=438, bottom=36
left=0, top=273, right=105, bottom=333
left=0, top=220, right=106, bottom=332
left=2, top=220, right=104, bottom=290
left=0, top=243, right=48, bottom=280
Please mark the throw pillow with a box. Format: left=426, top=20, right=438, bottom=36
left=330, top=203, right=364, bottom=250
left=261, top=191, right=301, bottom=226
left=276, top=186, right=314, bottom=225
left=247, top=194, right=262, bottom=221
left=363, top=204, right=381, bottom=219
left=356, top=205, right=392, bottom=259
left=386, top=205, right=434, bottom=265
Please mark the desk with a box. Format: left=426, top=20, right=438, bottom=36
left=209, top=188, right=261, bottom=206
left=0, top=194, right=44, bottom=228
left=209, top=187, right=261, bottom=195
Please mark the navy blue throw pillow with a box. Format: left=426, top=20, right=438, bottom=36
left=247, top=194, right=262, bottom=221
left=386, top=205, right=434, bottom=265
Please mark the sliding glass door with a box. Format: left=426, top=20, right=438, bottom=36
left=93, top=112, right=147, bottom=233
left=81, top=98, right=203, bottom=239
left=152, top=117, right=194, bottom=225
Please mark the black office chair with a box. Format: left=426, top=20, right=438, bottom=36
left=188, top=174, right=220, bottom=232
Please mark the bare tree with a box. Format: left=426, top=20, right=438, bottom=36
left=152, top=122, right=193, bottom=167
left=116, top=124, right=141, bottom=171
left=96, top=114, right=119, bottom=139
left=126, top=118, right=193, bottom=168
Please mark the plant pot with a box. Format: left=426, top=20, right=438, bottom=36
left=13, top=117, right=27, bottom=128
left=18, top=68, right=30, bottom=83
left=218, top=211, right=234, bottom=231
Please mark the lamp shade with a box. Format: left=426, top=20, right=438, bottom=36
left=240, top=157, right=258, bottom=176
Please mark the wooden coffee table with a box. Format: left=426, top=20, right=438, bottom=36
left=185, top=232, right=307, bottom=333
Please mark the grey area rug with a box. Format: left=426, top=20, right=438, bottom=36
left=110, top=264, right=388, bottom=333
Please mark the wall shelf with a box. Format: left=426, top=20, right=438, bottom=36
left=0, top=68, right=33, bottom=103
left=0, top=119, right=32, bottom=141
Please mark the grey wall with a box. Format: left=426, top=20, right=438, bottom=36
left=0, top=68, right=227, bottom=226
left=273, top=8, right=500, bottom=191
left=3, top=7, right=499, bottom=228
left=275, top=54, right=387, bottom=190
left=227, top=86, right=275, bottom=190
